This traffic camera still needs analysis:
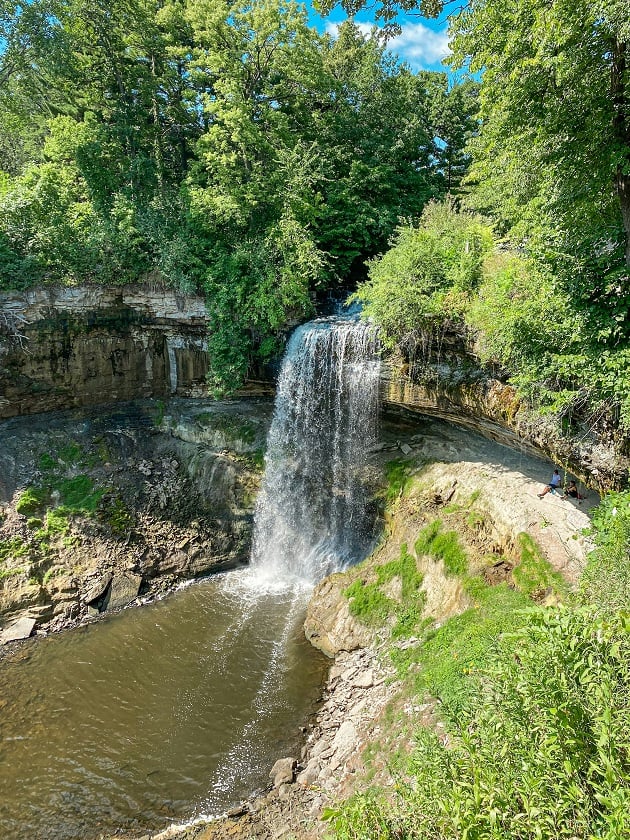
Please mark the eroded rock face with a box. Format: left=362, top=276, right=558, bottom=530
left=0, top=286, right=210, bottom=419
left=381, top=340, right=629, bottom=492
left=303, top=575, right=375, bottom=658
left=2, top=287, right=627, bottom=490
left=0, top=399, right=271, bottom=642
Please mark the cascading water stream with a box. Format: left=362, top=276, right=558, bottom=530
left=249, top=316, right=381, bottom=587
left=200, top=315, right=382, bottom=814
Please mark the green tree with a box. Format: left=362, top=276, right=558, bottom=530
left=420, top=73, right=479, bottom=195
left=185, top=3, right=444, bottom=388
left=351, top=200, right=493, bottom=352
left=308, top=22, right=439, bottom=280
left=319, top=0, right=630, bottom=272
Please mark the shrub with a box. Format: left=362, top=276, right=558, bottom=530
left=333, top=609, right=630, bottom=839
left=351, top=200, right=493, bottom=351
left=579, top=490, right=630, bottom=613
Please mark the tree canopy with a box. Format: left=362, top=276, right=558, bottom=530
left=0, top=0, right=477, bottom=387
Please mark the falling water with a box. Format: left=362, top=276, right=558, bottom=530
left=250, top=316, right=381, bottom=586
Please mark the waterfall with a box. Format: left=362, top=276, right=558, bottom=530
left=250, top=316, right=381, bottom=587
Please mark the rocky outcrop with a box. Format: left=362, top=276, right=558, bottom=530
left=2, top=286, right=627, bottom=489
left=0, top=285, right=210, bottom=419
left=0, top=398, right=270, bottom=643
left=381, top=337, right=630, bottom=492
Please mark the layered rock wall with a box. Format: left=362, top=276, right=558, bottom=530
left=0, top=286, right=210, bottom=418
left=1, top=286, right=627, bottom=489
left=380, top=335, right=629, bottom=492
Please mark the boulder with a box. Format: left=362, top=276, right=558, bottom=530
left=82, top=573, right=112, bottom=604
left=0, top=616, right=36, bottom=644
left=269, top=757, right=296, bottom=788
left=103, top=572, right=142, bottom=611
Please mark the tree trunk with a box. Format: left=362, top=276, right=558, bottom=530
left=619, top=172, right=630, bottom=268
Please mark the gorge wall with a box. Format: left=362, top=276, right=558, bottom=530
left=379, top=333, right=629, bottom=493
left=0, top=286, right=210, bottom=418
left=1, top=285, right=627, bottom=490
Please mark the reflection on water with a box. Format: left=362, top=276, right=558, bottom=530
left=0, top=573, right=327, bottom=840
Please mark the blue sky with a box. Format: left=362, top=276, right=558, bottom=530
left=307, top=3, right=452, bottom=73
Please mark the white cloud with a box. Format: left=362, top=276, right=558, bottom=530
left=324, top=20, right=450, bottom=70
left=389, top=22, right=450, bottom=68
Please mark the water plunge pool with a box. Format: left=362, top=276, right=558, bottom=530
left=0, top=573, right=328, bottom=840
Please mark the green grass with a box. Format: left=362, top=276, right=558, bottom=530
left=382, top=458, right=413, bottom=504
left=58, top=441, right=83, bottom=465
left=344, top=578, right=393, bottom=626
left=414, top=519, right=468, bottom=576
left=0, top=536, right=29, bottom=563
left=16, top=486, right=49, bottom=516
left=11, top=470, right=104, bottom=574
left=0, top=565, right=27, bottom=580
left=43, top=509, right=70, bottom=535
left=444, top=489, right=481, bottom=516
left=392, top=577, right=533, bottom=718
left=344, top=544, right=426, bottom=638
left=197, top=412, right=257, bottom=444
left=101, top=496, right=134, bottom=536
left=57, top=475, right=104, bottom=513
left=513, top=532, right=566, bottom=597
left=38, top=452, right=58, bottom=471
left=237, top=448, right=266, bottom=470
left=42, top=566, right=61, bottom=586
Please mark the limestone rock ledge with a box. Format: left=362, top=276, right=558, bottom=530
left=381, top=339, right=629, bottom=492
left=2, top=286, right=628, bottom=489
left=0, top=399, right=270, bottom=644
left=0, top=285, right=210, bottom=419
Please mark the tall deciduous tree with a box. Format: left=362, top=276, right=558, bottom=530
left=449, top=0, right=630, bottom=272
left=321, top=0, right=630, bottom=269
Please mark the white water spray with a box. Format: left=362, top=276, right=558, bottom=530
left=250, top=316, right=381, bottom=588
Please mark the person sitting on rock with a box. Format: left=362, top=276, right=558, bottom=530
left=538, top=469, right=562, bottom=498
left=564, top=479, right=585, bottom=501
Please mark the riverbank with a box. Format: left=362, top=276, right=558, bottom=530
left=120, top=416, right=594, bottom=840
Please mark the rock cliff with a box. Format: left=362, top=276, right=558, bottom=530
left=380, top=334, right=629, bottom=492
left=1, top=286, right=627, bottom=489
left=0, top=398, right=271, bottom=643
left=0, top=286, right=210, bottom=419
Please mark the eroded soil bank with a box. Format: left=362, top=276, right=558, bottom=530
left=122, top=415, right=594, bottom=840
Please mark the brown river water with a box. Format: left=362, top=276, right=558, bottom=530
left=0, top=572, right=328, bottom=840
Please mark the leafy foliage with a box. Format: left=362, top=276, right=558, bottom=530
left=1, top=0, right=474, bottom=388
left=351, top=200, right=493, bottom=351
left=332, top=606, right=630, bottom=840
left=580, top=490, right=630, bottom=613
